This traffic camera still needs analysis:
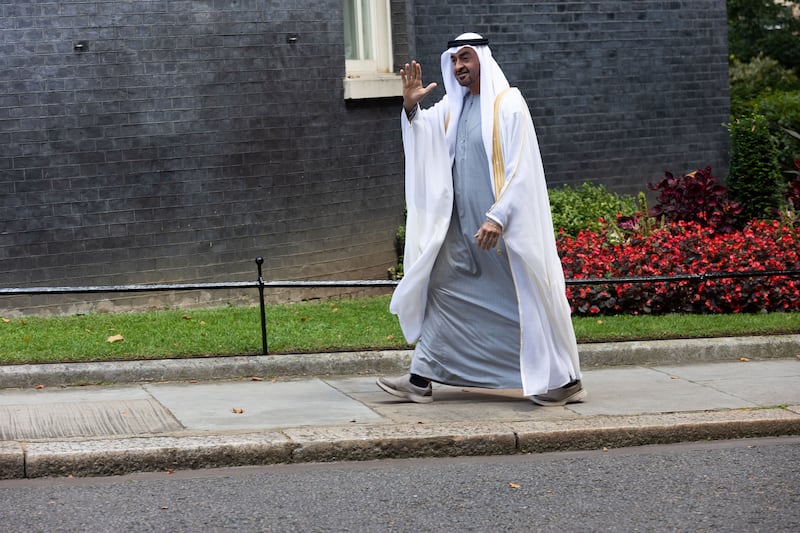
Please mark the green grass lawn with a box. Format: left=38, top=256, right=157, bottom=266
left=1, top=295, right=799, bottom=365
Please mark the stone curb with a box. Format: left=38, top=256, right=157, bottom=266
left=3, top=407, right=799, bottom=479
left=2, top=335, right=799, bottom=389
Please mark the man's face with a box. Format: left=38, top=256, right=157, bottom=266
left=451, top=47, right=480, bottom=92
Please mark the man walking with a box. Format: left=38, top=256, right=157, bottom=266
left=378, top=33, right=585, bottom=406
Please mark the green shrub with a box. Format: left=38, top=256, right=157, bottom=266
left=750, top=90, right=800, bottom=172
left=549, top=182, right=638, bottom=237
left=729, top=55, right=800, bottom=115
left=727, top=114, right=784, bottom=221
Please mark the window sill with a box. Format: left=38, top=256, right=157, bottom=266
left=344, top=73, right=402, bottom=100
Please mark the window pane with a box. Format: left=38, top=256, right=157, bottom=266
left=344, top=0, right=358, bottom=60
left=344, top=0, right=376, bottom=61
left=359, top=0, right=373, bottom=61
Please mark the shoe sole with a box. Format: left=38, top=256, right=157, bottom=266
left=530, top=388, right=587, bottom=407
left=376, top=378, right=433, bottom=404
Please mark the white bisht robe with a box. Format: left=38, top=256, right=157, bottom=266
left=390, top=37, right=581, bottom=396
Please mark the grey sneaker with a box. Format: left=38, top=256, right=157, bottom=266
left=376, top=374, right=433, bottom=404
left=531, top=379, right=587, bottom=406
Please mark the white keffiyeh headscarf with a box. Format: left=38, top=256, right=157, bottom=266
left=439, top=33, right=510, bottom=178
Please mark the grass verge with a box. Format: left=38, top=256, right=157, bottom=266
left=1, top=295, right=799, bottom=365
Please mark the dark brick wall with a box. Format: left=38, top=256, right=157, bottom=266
left=409, top=0, right=731, bottom=194
left=0, top=0, right=730, bottom=315
left=1, top=0, right=406, bottom=313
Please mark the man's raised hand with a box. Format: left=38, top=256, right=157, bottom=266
left=400, top=61, right=437, bottom=112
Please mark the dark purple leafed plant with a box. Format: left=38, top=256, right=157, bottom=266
left=648, top=167, right=743, bottom=232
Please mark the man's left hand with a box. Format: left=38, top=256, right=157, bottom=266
left=474, top=220, right=502, bottom=250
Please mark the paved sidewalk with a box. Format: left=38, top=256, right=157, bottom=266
left=1, top=337, right=799, bottom=479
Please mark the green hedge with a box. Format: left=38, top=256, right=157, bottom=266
left=727, top=114, right=784, bottom=221
left=729, top=55, right=799, bottom=116
left=548, top=182, right=638, bottom=237
left=750, top=91, right=800, bottom=172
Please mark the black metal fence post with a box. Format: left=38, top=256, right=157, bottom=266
left=256, top=257, right=268, bottom=355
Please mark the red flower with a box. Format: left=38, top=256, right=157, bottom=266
left=558, top=219, right=800, bottom=316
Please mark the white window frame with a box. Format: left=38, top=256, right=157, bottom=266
left=344, top=0, right=402, bottom=99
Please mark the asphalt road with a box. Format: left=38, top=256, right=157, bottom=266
left=1, top=437, right=798, bottom=532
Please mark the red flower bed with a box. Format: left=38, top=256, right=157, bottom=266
left=558, top=220, right=800, bottom=315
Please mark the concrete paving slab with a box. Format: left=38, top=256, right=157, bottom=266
left=652, top=360, right=800, bottom=406
left=323, top=376, right=387, bottom=394
left=653, top=360, right=800, bottom=381
left=331, top=377, right=579, bottom=423
left=0, top=384, right=151, bottom=406
left=366, top=394, right=559, bottom=424
left=693, top=376, right=800, bottom=406
left=144, top=379, right=382, bottom=431
left=569, top=367, right=756, bottom=416
left=0, top=399, right=183, bottom=440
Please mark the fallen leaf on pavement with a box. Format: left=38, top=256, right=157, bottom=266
left=107, top=334, right=125, bottom=343
left=35, top=384, right=45, bottom=390
left=739, top=357, right=750, bottom=362
left=231, top=407, right=245, bottom=414
left=508, top=482, right=521, bottom=489
left=250, top=376, right=264, bottom=381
